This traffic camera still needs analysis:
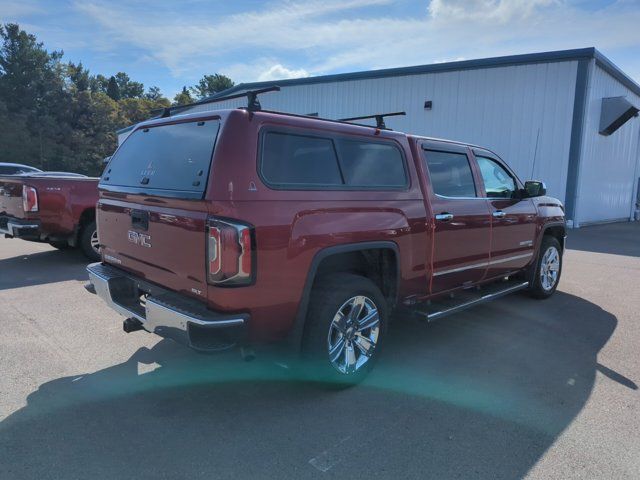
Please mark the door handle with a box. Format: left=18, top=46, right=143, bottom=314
left=493, top=210, right=506, bottom=218
left=435, top=213, right=454, bottom=222
left=131, top=209, right=149, bottom=230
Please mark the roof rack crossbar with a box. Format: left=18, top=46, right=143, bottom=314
left=338, top=111, right=406, bottom=129
left=160, top=86, right=281, bottom=118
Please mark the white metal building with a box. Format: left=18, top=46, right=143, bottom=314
left=119, top=48, right=640, bottom=227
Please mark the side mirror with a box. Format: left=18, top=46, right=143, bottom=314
left=524, top=180, right=546, bottom=197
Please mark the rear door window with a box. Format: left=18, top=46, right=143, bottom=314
left=424, top=150, right=477, bottom=198
left=101, top=120, right=220, bottom=198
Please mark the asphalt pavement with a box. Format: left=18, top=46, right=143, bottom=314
left=0, top=222, right=639, bottom=479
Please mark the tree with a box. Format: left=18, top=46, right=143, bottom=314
left=0, top=23, right=69, bottom=170
left=106, top=76, right=120, bottom=101
left=120, top=97, right=170, bottom=125
left=189, top=73, right=234, bottom=100
left=0, top=24, right=235, bottom=176
left=114, top=71, right=144, bottom=99
left=173, top=86, right=193, bottom=105
left=67, top=62, right=90, bottom=91
left=0, top=23, right=65, bottom=113
left=144, top=85, right=165, bottom=102
left=90, top=74, right=109, bottom=94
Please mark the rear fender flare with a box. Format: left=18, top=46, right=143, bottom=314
left=288, top=241, right=400, bottom=351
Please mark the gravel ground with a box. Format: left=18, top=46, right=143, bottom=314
left=0, top=222, right=638, bottom=479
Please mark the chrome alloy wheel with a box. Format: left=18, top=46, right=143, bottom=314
left=90, top=230, right=100, bottom=254
left=540, top=246, right=560, bottom=291
left=327, top=295, right=380, bottom=375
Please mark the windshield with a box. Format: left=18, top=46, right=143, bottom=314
left=100, top=119, right=220, bottom=199
left=0, top=165, right=40, bottom=175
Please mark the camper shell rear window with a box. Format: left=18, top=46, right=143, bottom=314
left=100, top=120, right=221, bottom=199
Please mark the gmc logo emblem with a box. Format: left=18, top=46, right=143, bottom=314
left=128, top=230, right=152, bottom=248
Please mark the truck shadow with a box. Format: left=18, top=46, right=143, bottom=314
left=0, top=292, right=625, bottom=479
left=0, top=248, right=88, bottom=290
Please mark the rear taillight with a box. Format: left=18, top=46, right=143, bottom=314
left=22, top=185, right=38, bottom=212
left=207, top=218, right=254, bottom=286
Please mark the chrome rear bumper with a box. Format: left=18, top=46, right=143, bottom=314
left=86, top=262, right=248, bottom=351
left=0, top=216, right=40, bottom=237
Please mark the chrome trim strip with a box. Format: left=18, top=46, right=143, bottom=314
left=427, top=281, right=530, bottom=322
left=433, top=261, right=489, bottom=276
left=434, top=193, right=521, bottom=201
left=490, top=252, right=533, bottom=265
left=433, top=252, right=533, bottom=277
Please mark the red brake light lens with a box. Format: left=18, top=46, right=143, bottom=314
left=207, top=218, right=254, bottom=286
left=22, top=186, right=38, bottom=212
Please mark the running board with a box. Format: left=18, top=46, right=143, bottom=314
left=415, top=280, right=529, bottom=323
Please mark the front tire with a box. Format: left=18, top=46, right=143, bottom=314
left=301, top=273, right=388, bottom=386
left=79, top=221, right=100, bottom=261
left=528, top=236, right=562, bottom=299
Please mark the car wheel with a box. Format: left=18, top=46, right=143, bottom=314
left=528, top=236, right=562, bottom=299
left=301, top=273, right=388, bottom=386
left=80, top=221, right=100, bottom=261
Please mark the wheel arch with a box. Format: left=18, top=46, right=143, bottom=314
left=70, top=208, right=96, bottom=247
left=289, top=241, right=400, bottom=351
left=541, top=222, right=566, bottom=251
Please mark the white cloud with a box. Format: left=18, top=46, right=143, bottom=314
left=1, top=1, right=45, bottom=18
left=257, top=64, right=310, bottom=81
left=428, top=0, right=557, bottom=23
left=71, top=0, right=640, bottom=83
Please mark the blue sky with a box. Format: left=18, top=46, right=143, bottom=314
left=3, top=0, right=640, bottom=98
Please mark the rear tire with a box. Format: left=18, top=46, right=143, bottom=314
left=300, top=273, right=388, bottom=387
left=528, top=236, right=562, bottom=299
left=79, top=221, right=100, bottom=261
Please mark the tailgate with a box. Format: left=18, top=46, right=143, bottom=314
left=98, top=196, right=209, bottom=298
left=97, top=118, right=221, bottom=300
left=0, top=177, right=25, bottom=219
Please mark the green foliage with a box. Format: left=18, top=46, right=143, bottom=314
left=106, top=76, right=120, bottom=101
left=173, top=86, right=194, bottom=106
left=189, top=73, right=234, bottom=100
left=114, top=72, right=144, bottom=99
left=144, top=85, right=163, bottom=101
left=0, top=23, right=233, bottom=176
left=0, top=24, right=180, bottom=176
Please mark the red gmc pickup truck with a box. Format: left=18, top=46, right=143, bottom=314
left=86, top=99, right=565, bottom=384
left=0, top=173, right=100, bottom=260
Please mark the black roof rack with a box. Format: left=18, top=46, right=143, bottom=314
left=338, top=111, right=406, bottom=130
left=159, top=86, right=281, bottom=118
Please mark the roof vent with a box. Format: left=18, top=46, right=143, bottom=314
left=599, top=96, right=639, bottom=136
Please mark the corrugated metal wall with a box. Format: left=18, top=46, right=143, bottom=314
left=185, top=61, right=579, bottom=202
left=575, top=62, right=640, bottom=225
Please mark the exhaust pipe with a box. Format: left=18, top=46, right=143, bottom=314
left=123, top=317, right=144, bottom=333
